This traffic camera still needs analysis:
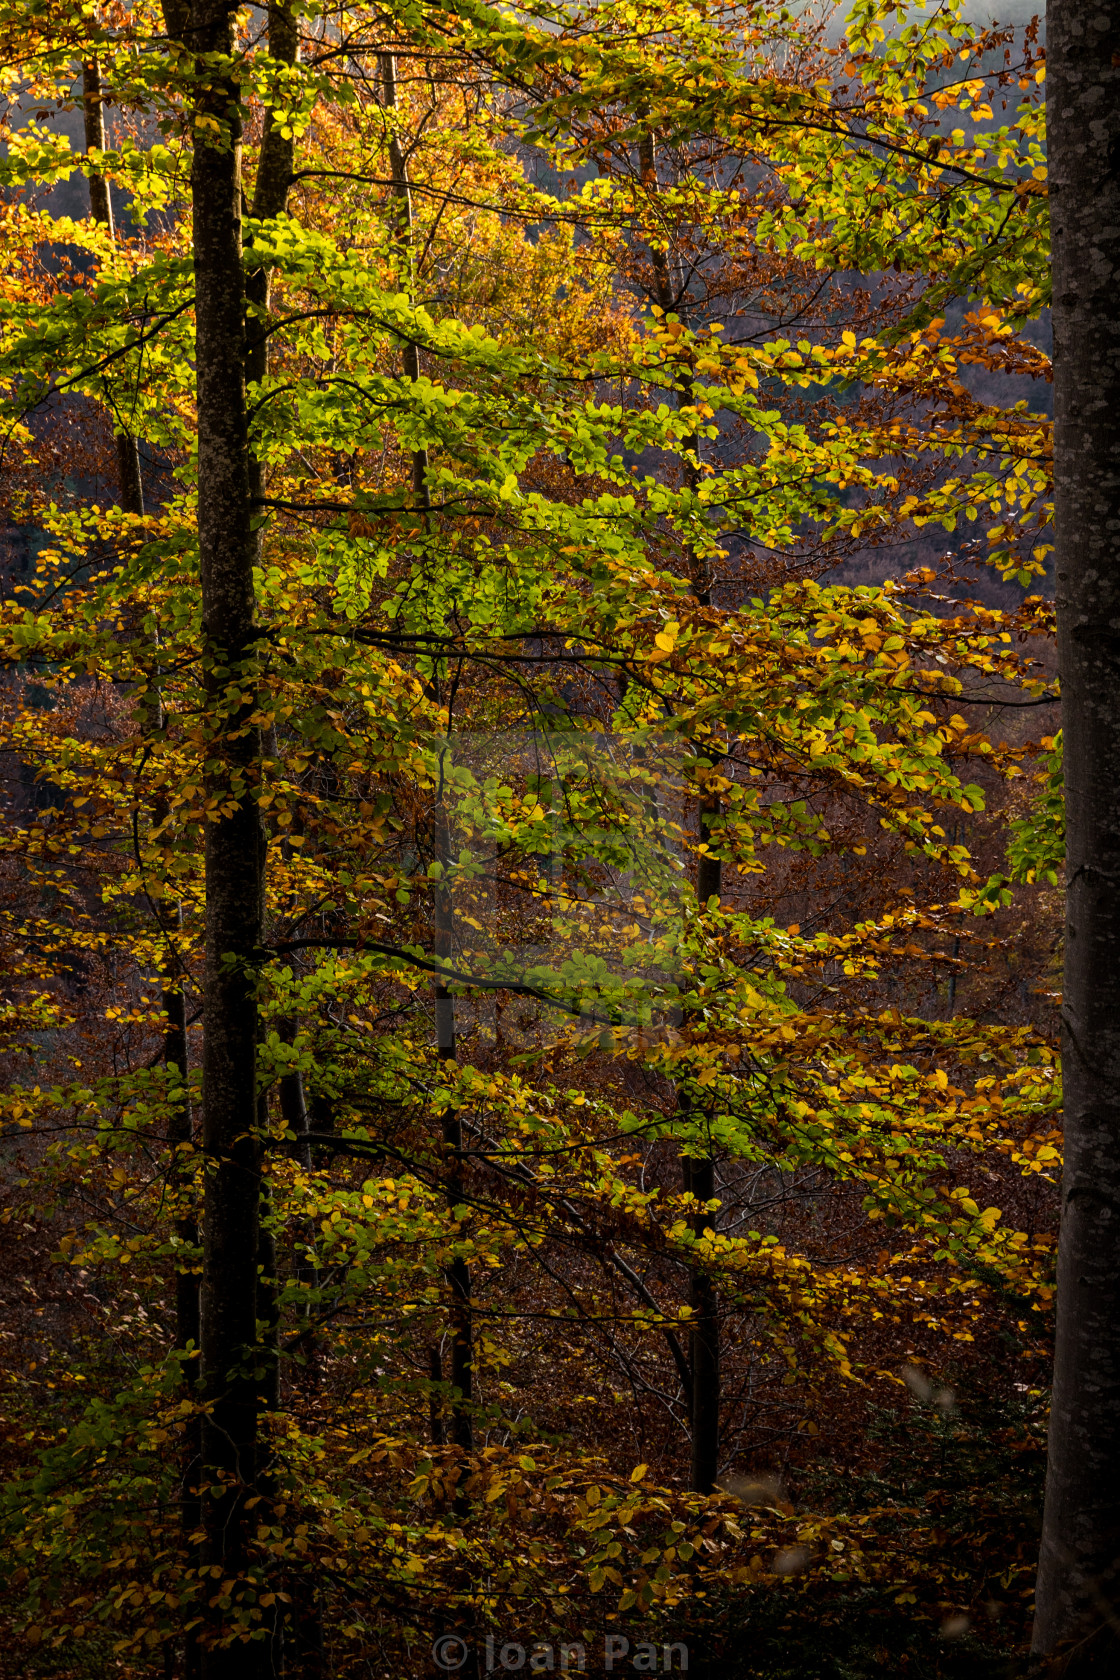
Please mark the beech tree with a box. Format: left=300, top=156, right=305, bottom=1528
left=1032, top=3, right=1120, bottom=1672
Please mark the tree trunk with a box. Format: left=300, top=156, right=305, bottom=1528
left=245, top=0, right=297, bottom=436
left=81, top=57, right=115, bottom=237
left=189, top=4, right=266, bottom=1675
left=395, top=76, right=464, bottom=1454
left=163, top=922, right=198, bottom=1404
left=380, top=52, right=430, bottom=510
left=82, top=58, right=145, bottom=517
left=166, top=909, right=201, bottom=1680
left=690, top=790, right=721, bottom=1493
left=429, top=1344, right=446, bottom=1447
left=434, top=801, right=473, bottom=1461
left=639, top=124, right=722, bottom=1492
left=687, top=1150, right=720, bottom=1495
left=86, top=56, right=203, bottom=1668
left=1032, top=6, right=1120, bottom=1671
left=277, top=1015, right=319, bottom=1330
left=247, top=21, right=331, bottom=1672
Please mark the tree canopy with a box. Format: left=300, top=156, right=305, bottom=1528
left=0, top=3, right=1058, bottom=1676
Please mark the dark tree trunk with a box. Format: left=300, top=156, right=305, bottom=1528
left=245, top=24, right=330, bottom=1670
left=143, top=19, right=202, bottom=1678
left=637, top=127, right=675, bottom=318
left=690, top=797, right=721, bottom=1493
left=434, top=804, right=473, bottom=1461
left=1032, top=6, right=1120, bottom=1671
left=86, top=54, right=201, bottom=1667
left=81, top=57, right=114, bottom=235
left=245, top=0, right=297, bottom=444
left=278, top=1005, right=323, bottom=1401
left=189, top=5, right=266, bottom=1676
left=161, top=0, right=191, bottom=42
left=442, top=1100, right=474, bottom=1458
left=687, top=1150, right=720, bottom=1495
left=639, top=125, right=722, bottom=1491
left=380, top=52, right=430, bottom=510
left=165, top=908, right=201, bottom=1560
left=165, top=959, right=198, bottom=1374
left=379, top=68, right=463, bottom=1463
left=82, top=58, right=145, bottom=518
left=429, top=1345, right=446, bottom=1447
left=256, top=1087, right=281, bottom=1421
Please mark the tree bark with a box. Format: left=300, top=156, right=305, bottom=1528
left=189, top=4, right=266, bottom=1675
left=278, top=1004, right=323, bottom=1390
left=82, top=57, right=145, bottom=518
left=86, top=52, right=203, bottom=1669
left=687, top=1150, right=720, bottom=1495
left=691, top=787, right=721, bottom=1494
left=165, top=905, right=201, bottom=1672
left=434, top=800, right=473, bottom=1461
left=81, top=57, right=115, bottom=236
left=429, top=1344, right=446, bottom=1447
left=639, top=124, right=722, bottom=1492
left=246, top=25, right=331, bottom=1671
left=380, top=52, right=430, bottom=510
left=394, top=84, right=462, bottom=1456
left=1032, top=6, right=1120, bottom=1671
left=245, top=0, right=297, bottom=444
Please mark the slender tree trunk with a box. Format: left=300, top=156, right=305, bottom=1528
left=136, top=17, right=204, bottom=1676
left=423, top=794, right=480, bottom=1680
left=277, top=1027, right=311, bottom=1170
left=148, top=587, right=201, bottom=1625
left=255, top=1092, right=284, bottom=1680
left=276, top=1004, right=323, bottom=1383
left=189, top=6, right=267, bottom=1676
left=164, top=946, right=198, bottom=1375
left=246, top=24, right=330, bottom=1672
left=86, top=58, right=203, bottom=1668
left=81, top=56, right=115, bottom=237
left=639, top=124, right=721, bottom=1492
left=1032, top=7, right=1120, bottom=1671
left=434, top=800, right=473, bottom=1461
left=245, top=0, right=297, bottom=437
left=687, top=1142, right=720, bottom=1494
left=690, top=782, right=721, bottom=1493
left=248, top=0, right=299, bottom=1383
left=429, top=1345, right=446, bottom=1447
left=386, top=78, right=460, bottom=1459
left=256, top=1088, right=281, bottom=1423
left=254, top=1092, right=281, bottom=1670
left=380, top=53, right=430, bottom=510
left=165, top=907, right=202, bottom=1680
left=82, top=58, right=145, bottom=518
left=637, top=127, right=675, bottom=320
left=441, top=1103, right=474, bottom=1460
